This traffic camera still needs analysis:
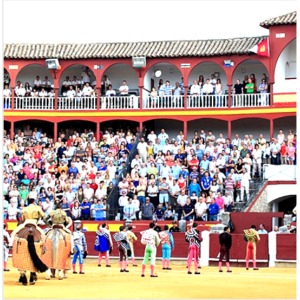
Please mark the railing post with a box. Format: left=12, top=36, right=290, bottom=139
left=227, top=84, right=232, bottom=108
left=11, top=87, right=15, bottom=110
left=54, top=88, right=58, bottom=110
left=184, top=85, right=188, bottom=110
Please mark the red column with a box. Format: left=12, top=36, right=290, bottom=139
left=96, top=122, right=100, bottom=141
left=228, top=120, right=232, bottom=141
left=184, top=85, right=188, bottom=110
left=11, top=86, right=15, bottom=110
left=184, top=120, right=188, bottom=140
left=139, top=121, right=143, bottom=133
left=139, top=86, right=143, bottom=109
left=10, top=122, right=14, bottom=139
left=269, top=83, right=274, bottom=106
left=97, top=87, right=100, bottom=110
left=227, top=85, right=232, bottom=108
left=54, top=88, right=58, bottom=111
left=54, top=122, right=58, bottom=142
left=270, top=119, right=274, bottom=140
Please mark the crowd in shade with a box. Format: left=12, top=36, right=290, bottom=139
left=3, top=124, right=296, bottom=223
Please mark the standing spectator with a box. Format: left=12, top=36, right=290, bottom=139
left=208, top=198, right=220, bottom=221
left=280, top=141, right=288, bottom=165
left=159, top=177, right=170, bottom=206
left=259, top=79, right=268, bottom=106
left=223, top=191, right=234, bottom=212
left=215, top=192, right=225, bottom=217
left=155, top=203, right=165, bottom=221
left=177, top=189, right=188, bottom=220
left=80, top=198, right=91, bottom=220
left=183, top=198, right=195, bottom=221
left=118, top=191, right=128, bottom=221
left=137, top=137, right=148, bottom=163
left=119, top=80, right=129, bottom=108
left=123, top=198, right=136, bottom=220
left=194, top=197, right=207, bottom=221
left=33, top=76, right=42, bottom=91
left=287, top=141, right=296, bottom=165
left=233, top=79, right=244, bottom=106
left=252, top=144, right=262, bottom=177
left=240, top=169, right=251, bottom=202
left=168, top=179, right=180, bottom=208
left=82, top=82, right=94, bottom=97
left=141, top=197, right=155, bottom=220
left=270, top=138, right=281, bottom=165
left=201, top=171, right=212, bottom=196
left=147, top=181, right=159, bottom=208
left=81, top=67, right=91, bottom=84
left=157, top=129, right=169, bottom=146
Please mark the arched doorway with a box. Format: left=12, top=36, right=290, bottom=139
left=232, top=59, right=269, bottom=107
left=232, top=118, right=270, bottom=141
left=143, top=63, right=183, bottom=109
left=57, top=120, right=97, bottom=141
left=14, top=120, right=54, bottom=139
left=274, top=39, right=297, bottom=94
left=188, top=118, right=228, bottom=141
left=143, top=119, right=183, bottom=140
left=188, top=62, right=227, bottom=108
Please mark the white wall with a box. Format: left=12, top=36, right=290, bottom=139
left=16, top=64, right=54, bottom=87
left=143, top=63, right=183, bottom=98
left=104, top=64, right=138, bottom=91
left=232, top=60, right=268, bottom=87
left=274, top=39, right=297, bottom=93
left=267, top=184, right=297, bottom=204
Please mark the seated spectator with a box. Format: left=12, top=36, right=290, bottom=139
left=61, top=76, right=72, bottom=94
left=16, top=83, right=26, bottom=97
left=141, top=197, right=154, bottom=220
left=80, top=198, right=91, bottom=220
left=257, top=224, right=268, bottom=234
left=155, top=203, right=165, bottom=221
left=183, top=198, right=194, bottom=221
left=42, top=76, right=52, bottom=92
left=3, top=84, right=11, bottom=97
left=39, top=88, right=48, bottom=97
left=34, top=76, right=42, bottom=91
left=82, top=82, right=94, bottom=97
left=66, top=86, right=76, bottom=98
left=164, top=204, right=175, bottom=220
left=106, top=84, right=116, bottom=97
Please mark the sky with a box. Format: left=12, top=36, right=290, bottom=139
left=3, top=1, right=298, bottom=44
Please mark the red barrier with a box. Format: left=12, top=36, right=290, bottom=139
left=276, top=234, right=297, bottom=260
left=230, top=212, right=284, bottom=233
left=209, top=234, right=269, bottom=261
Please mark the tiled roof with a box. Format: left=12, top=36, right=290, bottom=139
left=4, top=36, right=268, bottom=60
left=260, top=11, right=297, bottom=28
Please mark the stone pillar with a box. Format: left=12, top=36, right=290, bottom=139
left=200, top=230, right=210, bottom=267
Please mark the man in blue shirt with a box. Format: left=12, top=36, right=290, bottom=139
left=179, top=166, right=189, bottom=180
left=68, top=162, right=79, bottom=177
left=80, top=198, right=91, bottom=220
left=189, top=167, right=200, bottom=183
left=200, top=155, right=210, bottom=171
left=160, top=162, right=171, bottom=178
left=208, top=198, right=220, bottom=221
left=93, top=199, right=105, bottom=221
left=201, top=171, right=212, bottom=196
left=174, top=149, right=186, bottom=162
left=171, top=161, right=181, bottom=180
left=154, top=139, right=163, bottom=154
left=123, top=198, right=137, bottom=220
left=189, top=179, right=201, bottom=197
left=195, top=145, right=204, bottom=161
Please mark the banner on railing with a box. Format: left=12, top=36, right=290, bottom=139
left=264, top=164, right=296, bottom=181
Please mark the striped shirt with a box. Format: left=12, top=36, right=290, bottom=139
left=163, top=85, right=173, bottom=96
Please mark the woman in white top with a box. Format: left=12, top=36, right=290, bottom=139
left=243, top=153, right=252, bottom=175
left=71, top=201, right=81, bottom=220
left=252, top=144, right=262, bottom=177
left=16, top=83, right=26, bottom=97
left=209, top=157, right=217, bottom=177
left=215, top=78, right=223, bottom=107
left=263, top=142, right=271, bottom=164
left=158, top=79, right=164, bottom=97
left=277, top=129, right=285, bottom=145
left=125, top=131, right=132, bottom=144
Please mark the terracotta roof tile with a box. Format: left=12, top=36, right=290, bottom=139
left=260, top=11, right=296, bottom=28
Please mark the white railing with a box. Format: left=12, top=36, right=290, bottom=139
left=15, top=97, right=54, bottom=110
left=3, top=97, right=11, bottom=109
left=58, top=97, right=96, bottom=110
left=231, top=93, right=270, bottom=107
left=187, top=94, right=228, bottom=108
left=143, top=95, right=184, bottom=109
left=100, top=96, right=139, bottom=110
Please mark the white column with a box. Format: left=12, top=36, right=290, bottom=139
left=200, top=230, right=210, bottom=267
left=268, top=231, right=277, bottom=267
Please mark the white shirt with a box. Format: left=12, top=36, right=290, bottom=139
left=223, top=195, right=233, bottom=205
left=8, top=206, right=18, bottom=220
left=81, top=71, right=90, bottom=82
left=190, top=84, right=201, bottom=95
left=241, top=172, right=251, bottom=186
left=195, top=202, right=207, bottom=215
left=177, top=195, right=188, bottom=206
left=3, top=89, right=11, bottom=97
left=16, top=88, right=25, bottom=96
left=137, top=142, right=148, bottom=154
left=82, top=86, right=93, bottom=96
left=48, top=92, right=55, bottom=97
left=119, top=85, right=129, bottom=95
left=106, top=89, right=116, bottom=97
left=205, top=146, right=214, bottom=155
left=39, top=91, right=48, bottom=97
left=84, top=188, right=94, bottom=200
left=147, top=134, right=157, bottom=144
left=95, top=188, right=107, bottom=199
left=252, top=149, right=262, bottom=163
left=63, top=80, right=72, bottom=86
left=202, top=83, right=213, bottom=94
left=67, top=90, right=76, bottom=98
left=217, top=138, right=225, bottom=144
left=42, top=201, right=54, bottom=215
left=34, top=79, right=42, bottom=86
left=118, top=195, right=128, bottom=207
left=42, top=80, right=51, bottom=86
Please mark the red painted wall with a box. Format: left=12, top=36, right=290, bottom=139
left=276, top=234, right=297, bottom=260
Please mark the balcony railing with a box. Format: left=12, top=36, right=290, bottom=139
left=15, top=97, right=54, bottom=110
left=58, top=97, right=97, bottom=110
left=231, top=93, right=270, bottom=108
left=3, top=97, right=11, bottom=109
left=143, top=95, right=184, bottom=109
left=187, top=95, right=228, bottom=108
left=100, top=96, right=139, bottom=110
left=3, top=93, right=275, bottom=111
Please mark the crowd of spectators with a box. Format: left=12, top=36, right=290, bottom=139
left=3, top=125, right=138, bottom=222
left=3, top=123, right=296, bottom=223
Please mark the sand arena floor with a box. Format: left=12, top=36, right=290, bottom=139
left=3, top=258, right=296, bottom=299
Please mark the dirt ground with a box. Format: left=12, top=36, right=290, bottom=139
left=3, top=258, right=296, bottom=299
